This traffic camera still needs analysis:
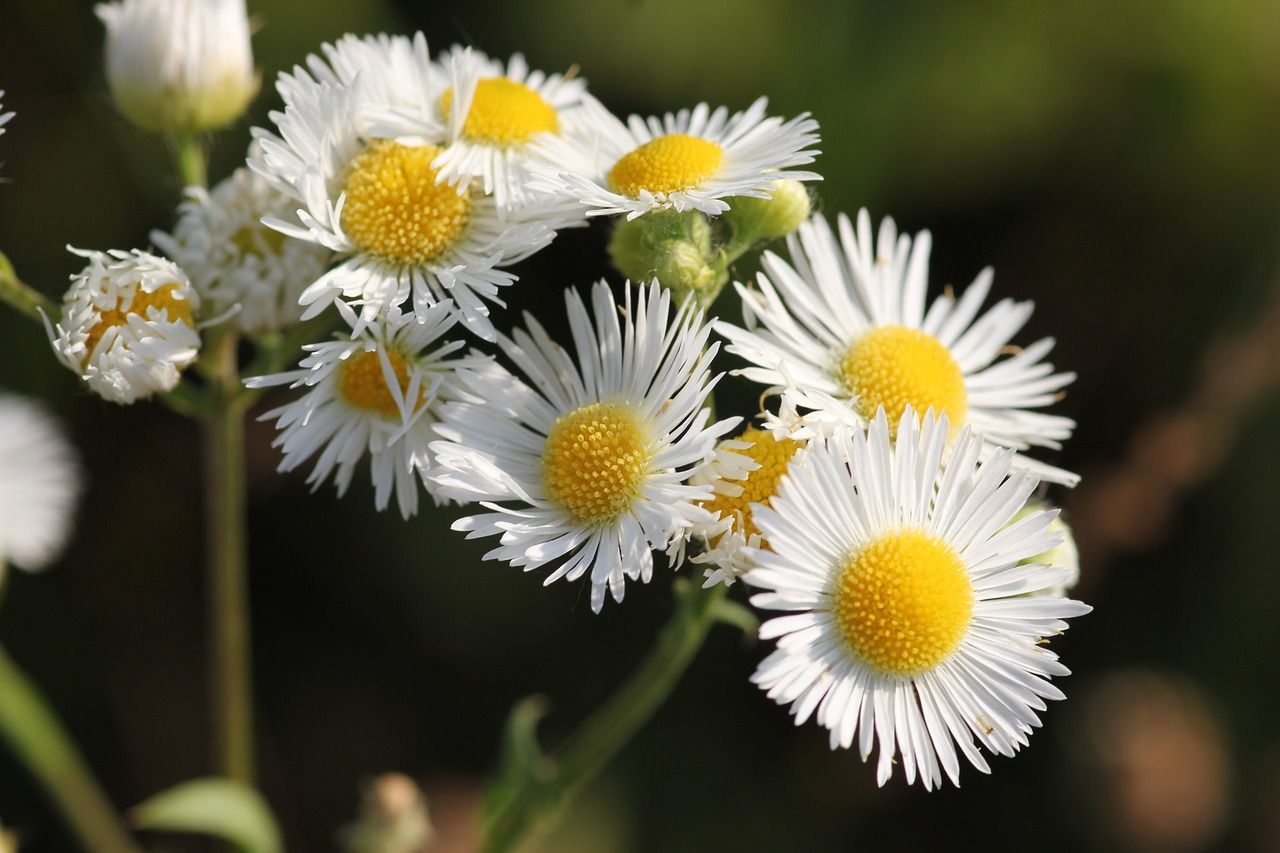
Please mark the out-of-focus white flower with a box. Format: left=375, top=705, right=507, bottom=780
left=47, top=248, right=201, bottom=404
left=0, top=395, right=80, bottom=572
left=152, top=161, right=330, bottom=334
left=96, top=0, right=258, bottom=134
left=0, top=90, right=13, bottom=137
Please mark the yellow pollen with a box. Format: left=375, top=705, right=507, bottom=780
left=440, top=78, right=559, bottom=146
left=84, top=283, right=193, bottom=362
left=607, top=134, right=724, bottom=198
left=542, top=402, right=652, bottom=526
left=833, top=530, right=973, bottom=676
left=699, top=428, right=803, bottom=544
left=340, top=140, right=470, bottom=265
left=338, top=349, right=417, bottom=418
left=841, top=325, right=968, bottom=435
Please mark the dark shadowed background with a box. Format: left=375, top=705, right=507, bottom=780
left=2, top=0, right=1279, bottom=850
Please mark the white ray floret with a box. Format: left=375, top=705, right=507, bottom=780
left=0, top=91, right=13, bottom=136
left=430, top=280, right=738, bottom=612
left=745, top=408, right=1090, bottom=789
left=152, top=161, right=331, bottom=334
left=250, top=35, right=577, bottom=341
left=431, top=46, right=598, bottom=212
left=529, top=96, right=821, bottom=219
left=245, top=302, right=479, bottom=519
left=0, top=395, right=81, bottom=572
left=47, top=248, right=201, bottom=404
left=717, top=209, right=1079, bottom=485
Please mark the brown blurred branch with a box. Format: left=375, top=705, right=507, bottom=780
left=1068, top=275, right=1280, bottom=588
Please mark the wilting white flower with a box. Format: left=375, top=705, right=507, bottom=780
left=746, top=409, right=1090, bottom=788
left=245, top=302, right=479, bottom=519
left=0, top=395, right=80, bottom=571
left=250, top=33, right=578, bottom=341
left=530, top=97, right=821, bottom=219
left=152, top=161, right=330, bottom=334
left=47, top=248, right=200, bottom=404
left=430, top=280, right=737, bottom=612
left=717, top=209, right=1079, bottom=485
left=96, top=0, right=258, bottom=134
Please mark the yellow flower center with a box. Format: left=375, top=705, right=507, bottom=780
left=440, top=78, right=559, bottom=146
left=84, top=283, right=194, bottom=362
left=833, top=529, right=973, bottom=676
left=700, top=428, right=803, bottom=544
left=840, top=326, right=968, bottom=435
left=607, top=134, right=724, bottom=198
left=340, top=141, right=470, bottom=265
left=542, top=402, right=652, bottom=525
left=338, top=349, right=417, bottom=418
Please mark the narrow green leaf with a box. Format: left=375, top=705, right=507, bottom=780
left=130, top=777, right=282, bottom=853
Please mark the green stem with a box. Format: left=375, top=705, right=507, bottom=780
left=0, top=645, right=140, bottom=853
left=171, top=134, right=208, bottom=189
left=202, top=330, right=254, bottom=784
left=0, top=250, right=58, bottom=323
left=483, top=580, right=726, bottom=852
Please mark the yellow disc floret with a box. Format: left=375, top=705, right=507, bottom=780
left=542, top=402, right=652, bottom=525
left=833, top=529, right=973, bottom=676
left=607, top=134, right=724, bottom=199
left=841, top=325, right=968, bottom=434
left=440, top=78, right=559, bottom=146
left=338, top=349, right=415, bottom=418
left=341, top=141, right=470, bottom=265
left=700, top=428, right=803, bottom=543
left=85, top=283, right=194, bottom=361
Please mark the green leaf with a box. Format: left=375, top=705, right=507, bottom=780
left=130, top=777, right=283, bottom=853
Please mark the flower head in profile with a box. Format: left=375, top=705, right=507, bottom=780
left=717, top=210, right=1079, bottom=485
left=746, top=409, right=1090, bottom=788
left=250, top=34, right=577, bottom=340
left=152, top=160, right=331, bottom=334
left=430, top=280, right=737, bottom=612
left=0, top=395, right=80, bottom=572
left=245, top=302, right=478, bottom=519
left=431, top=46, right=597, bottom=212
left=96, top=0, right=258, bottom=133
left=531, top=97, right=821, bottom=219
left=47, top=248, right=200, bottom=404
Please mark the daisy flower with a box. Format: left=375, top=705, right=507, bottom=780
left=244, top=302, right=478, bottom=519
left=717, top=209, right=1079, bottom=485
left=430, top=280, right=737, bottom=612
left=0, top=395, right=80, bottom=572
left=152, top=160, right=331, bottom=334
left=747, top=408, right=1090, bottom=789
left=430, top=46, right=595, bottom=212
left=250, top=36, right=576, bottom=341
left=47, top=248, right=201, bottom=404
left=0, top=91, right=13, bottom=136
left=530, top=96, right=821, bottom=219
left=690, top=426, right=807, bottom=587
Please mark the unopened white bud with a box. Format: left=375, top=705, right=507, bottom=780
left=97, top=0, right=258, bottom=134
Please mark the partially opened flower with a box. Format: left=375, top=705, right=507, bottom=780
left=431, top=47, right=597, bottom=212
left=717, top=210, right=1079, bottom=484
left=430, top=280, right=737, bottom=612
left=531, top=97, right=821, bottom=219
left=746, top=409, right=1089, bottom=789
left=250, top=35, right=577, bottom=340
left=0, top=395, right=80, bottom=572
left=245, top=302, right=478, bottom=519
left=47, top=248, right=200, bottom=404
left=152, top=160, right=330, bottom=334
left=96, top=0, right=258, bottom=134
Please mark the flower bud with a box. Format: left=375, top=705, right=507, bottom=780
left=340, top=773, right=434, bottom=853
left=723, top=179, right=812, bottom=241
left=97, top=0, right=258, bottom=134
left=609, top=211, right=717, bottom=299
left=1016, top=501, right=1080, bottom=597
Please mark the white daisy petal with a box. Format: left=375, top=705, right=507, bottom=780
left=0, top=396, right=81, bottom=571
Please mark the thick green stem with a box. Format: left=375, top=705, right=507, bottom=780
left=0, top=645, right=140, bottom=853
left=202, top=330, right=254, bottom=784
left=171, top=134, right=208, bottom=189
left=0, top=250, right=58, bottom=322
left=483, top=580, right=726, bottom=852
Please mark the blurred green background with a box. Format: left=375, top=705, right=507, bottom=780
left=3, top=0, right=1280, bottom=850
